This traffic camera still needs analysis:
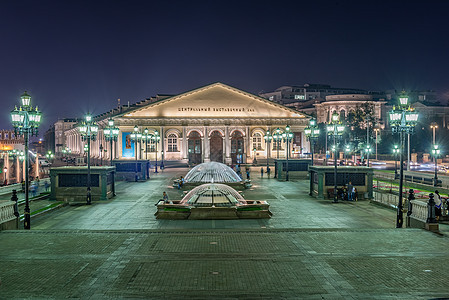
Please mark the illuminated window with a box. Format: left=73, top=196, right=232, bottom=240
left=294, top=94, right=305, bottom=100
left=252, top=133, right=262, bottom=150
left=269, top=96, right=274, bottom=100
left=167, top=134, right=178, bottom=152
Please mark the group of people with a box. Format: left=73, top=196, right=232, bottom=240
left=176, top=176, right=185, bottom=189
left=336, top=181, right=357, bottom=201
left=19, top=177, right=50, bottom=197
left=260, top=167, right=271, bottom=178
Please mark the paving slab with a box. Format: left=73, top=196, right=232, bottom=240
left=0, top=166, right=448, bottom=299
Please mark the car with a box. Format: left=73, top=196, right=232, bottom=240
left=40, top=159, right=51, bottom=167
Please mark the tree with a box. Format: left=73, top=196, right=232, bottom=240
left=344, top=102, right=376, bottom=154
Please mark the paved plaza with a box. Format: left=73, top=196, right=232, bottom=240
left=0, top=167, right=448, bottom=299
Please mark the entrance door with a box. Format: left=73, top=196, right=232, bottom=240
left=209, top=131, right=223, bottom=162
left=188, top=131, right=202, bottom=165
left=231, top=131, right=244, bottom=165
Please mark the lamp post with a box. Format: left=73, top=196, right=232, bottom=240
left=304, top=119, right=320, bottom=166
left=253, top=147, right=257, bottom=165
left=374, top=127, right=380, bottom=160
left=130, top=125, right=142, bottom=181
left=388, top=92, right=419, bottom=228
left=431, top=144, right=441, bottom=187
left=430, top=122, right=438, bottom=145
left=143, top=128, right=150, bottom=161
left=151, top=130, right=160, bottom=173
left=10, top=92, right=42, bottom=229
left=273, top=128, right=281, bottom=159
left=272, top=128, right=282, bottom=178
left=430, top=122, right=438, bottom=164
left=393, top=145, right=399, bottom=179
left=365, top=145, right=372, bottom=167
left=62, top=146, right=72, bottom=166
left=282, top=125, right=294, bottom=181
left=78, top=114, right=99, bottom=205
left=46, top=150, right=54, bottom=162
left=103, top=118, right=119, bottom=166
left=326, top=112, right=345, bottom=203
left=344, top=144, right=351, bottom=165
left=264, top=130, right=272, bottom=171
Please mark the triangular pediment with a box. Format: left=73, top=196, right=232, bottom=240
left=122, top=83, right=307, bottom=119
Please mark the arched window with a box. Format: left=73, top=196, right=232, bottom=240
left=340, top=109, right=346, bottom=121
left=252, top=132, right=262, bottom=150
left=167, top=134, right=178, bottom=152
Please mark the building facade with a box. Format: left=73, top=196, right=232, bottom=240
left=259, top=83, right=373, bottom=105
left=64, top=83, right=310, bottom=165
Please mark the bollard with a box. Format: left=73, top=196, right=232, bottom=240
left=406, top=189, right=414, bottom=227
left=11, top=189, right=19, bottom=218
left=426, top=193, right=436, bottom=224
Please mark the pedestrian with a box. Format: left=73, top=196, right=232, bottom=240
left=267, top=166, right=271, bottom=178
left=347, top=181, right=353, bottom=201
left=246, top=169, right=250, bottom=180
left=163, top=191, right=172, bottom=204
left=353, top=187, right=358, bottom=201
left=260, top=167, right=264, bottom=178
left=180, top=176, right=184, bottom=187
left=434, top=190, right=442, bottom=221
left=44, top=181, right=50, bottom=192
left=30, top=183, right=37, bottom=197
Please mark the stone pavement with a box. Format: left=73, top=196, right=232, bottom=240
left=0, top=167, right=448, bottom=299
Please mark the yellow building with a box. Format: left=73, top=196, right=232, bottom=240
left=65, top=83, right=310, bottom=165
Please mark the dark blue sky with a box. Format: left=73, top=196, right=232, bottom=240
left=1, top=0, right=448, bottom=134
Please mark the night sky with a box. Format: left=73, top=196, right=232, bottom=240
left=1, top=0, right=448, bottom=135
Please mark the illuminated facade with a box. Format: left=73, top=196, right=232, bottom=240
left=64, top=83, right=310, bottom=165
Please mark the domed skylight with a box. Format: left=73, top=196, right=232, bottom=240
left=184, top=162, right=241, bottom=183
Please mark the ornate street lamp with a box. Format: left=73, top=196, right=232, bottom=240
left=11, top=92, right=42, bottom=229
left=431, top=144, right=441, bottom=187
left=273, top=128, right=282, bottom=160
left=264, top=130, right=272, bottom=171
left=388, top=92, right=419, bottom=228
left=152, top=130, right=161, bottom=173
left=78, top=114, right=98, bottom=205
left=344, top=144, right=351, bottom=165
left=142, top=128, right=150, bottom=161
left=393, top=145, right=399, bottom=179
left=282, top=125, right=294, bottom=181
left=374, top=127, right=380, bottom=160
left=62, top=146, right=72, bottom=166
left=326, top=111, right=345, bottom=203
left=46, top=150, right=54, bottom=162
left=130, top=125, right=142, bottom=181
left=430, top=122, right=438, bottom=145
left=103, top=118, right=119, bottom=166
left=304, top=119, right=320, bottom=166
left=365, top=145, right=372, bottom=167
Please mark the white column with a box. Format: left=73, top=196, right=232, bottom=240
left=245, top=126, right=250, bottom=163
left=225, top=126, right=231, bottom=165
left=16, top=157, right=20, bottom=183
left=160, top=126, right=164, bottom=164
left=204, top=126, right=210, bottom=162
left=182, top=126, right=187, bottom=160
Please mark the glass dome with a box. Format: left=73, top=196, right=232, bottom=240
left=184, top=162, right=241, bottom=183
left=181, top=183, right=246, bottom=207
